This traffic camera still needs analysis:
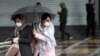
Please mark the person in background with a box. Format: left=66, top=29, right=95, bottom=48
left=6, top=14, right=33, bottom=56
left=33, top=13, right=57, bottom=56
left=58, top=2, right=72, bottom=41
left=86, top=0, right=96, bottom=38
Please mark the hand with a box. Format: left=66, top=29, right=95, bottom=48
left=33, top=28, right=43, bottom=39
left=13, top=37, right=19, bottom=44
left=14, top=40, right=19, bottom=44
left=33, top=28, right=37, bottom=35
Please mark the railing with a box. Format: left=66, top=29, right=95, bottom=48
left=0, top=38, right=11, bottom=56
left=0, top=41, right=11, bottom=46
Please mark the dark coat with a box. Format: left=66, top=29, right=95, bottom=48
left=86, top=3, right=95, bottom=25
left=58, top=8, right=68, bottom=24
left=18, top=25, right=33, bottom=56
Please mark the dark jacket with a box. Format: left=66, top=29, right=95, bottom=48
left=18, top=25, right=33, bottom=56
left=86, top=3, right=95, bottom=24
left=86, top=3, right=95, bottom=15
left=58, top=8, right=68, bottom=24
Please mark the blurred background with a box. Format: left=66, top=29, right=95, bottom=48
left=0, top=0, right=100, bottom=56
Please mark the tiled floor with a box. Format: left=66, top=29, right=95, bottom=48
left=0, top=37, right=100, bottom=56
left=56, top=37, right=100, bottom=56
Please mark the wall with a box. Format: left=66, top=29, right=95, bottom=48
left=95, top=0, right=99, bottom=27
left=0, top=0, right=88, bottom=26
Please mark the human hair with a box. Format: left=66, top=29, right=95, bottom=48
left=36, top=2, right=41, bottom=6
left=88, top=0, right=91, bottom=2
left=11, top=14, right=24, bottom=22
left=41, top=13, right=51, bottom=22
left=60, top=2, right=66, bottom=8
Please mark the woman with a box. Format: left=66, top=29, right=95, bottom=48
left=33, top=13, right=57, bottom=56
left=6, top=14, right=33, bottom=56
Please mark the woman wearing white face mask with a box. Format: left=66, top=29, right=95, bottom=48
left=6, top=14, right=33, bottom=56
left=32, top=13, right=57, bottom=56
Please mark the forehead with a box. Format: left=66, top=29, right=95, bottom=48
left=43, top=17, right=51, bottom=22
left=15, top=18, right=22, bottom=22
left=45, top=17, right=51, bottom=20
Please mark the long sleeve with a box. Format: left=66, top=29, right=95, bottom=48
left=35, top=23, right=56, bottom=44
left=19, top=38, right=30, bottom=44
left=43, top=24, right=56, bottom=44
left=33, top=29, right=47, bottom=42
left=42, top=24, right=57, bottom=48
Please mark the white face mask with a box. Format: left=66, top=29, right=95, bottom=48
left=16, top=22, right=22, bottom=27
left=44, top=22, right=51, bottom=27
